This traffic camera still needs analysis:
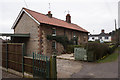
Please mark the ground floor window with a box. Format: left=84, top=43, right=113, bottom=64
left=52, top=41, right=56, bottom=49
left=105, top=36, right=108, bottom=39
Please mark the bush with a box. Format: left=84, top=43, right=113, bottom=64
left=108, top=44, right=118, bottom=54
left=47, top=35, right=79, bottom=52
left=66, top=45, right=84, bottom=53
left=86, top=42, right=109, bottom=60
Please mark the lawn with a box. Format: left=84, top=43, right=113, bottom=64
left=96, top=47, right=120, bottom=63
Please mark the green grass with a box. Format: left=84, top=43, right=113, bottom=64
left=96, top=47, right=119, bottom=63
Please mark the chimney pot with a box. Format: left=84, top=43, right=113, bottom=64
left=66, top=14, right=71, bottom=23
left=101, top=29, right=104, bottom=33
left=47, top=11, right=52, bottom=18
left=48, top=11, right=51, bottom=14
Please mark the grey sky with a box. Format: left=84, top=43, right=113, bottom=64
left=0, top=0, right=119, bottom=34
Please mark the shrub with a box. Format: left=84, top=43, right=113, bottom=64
left=66, top=45, right=84, bottom=53
left=108, top=44, right=118, bottom=54
left=86, top=42, right=109, bottom=60
left=47, top=35, right=78, bottom=52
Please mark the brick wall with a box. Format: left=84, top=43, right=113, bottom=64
left=14, top=13, right=39, bottom=56
left=40, top=24, right=88, bottom=56
left=14, top=13, right=88, bottom=56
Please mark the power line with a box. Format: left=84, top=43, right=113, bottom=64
left=115, top=19, right=117, bottom=30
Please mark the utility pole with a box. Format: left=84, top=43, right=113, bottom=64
left=115, top=19, right=118, bottom=44
left=115, top=19, right=117, bottom=31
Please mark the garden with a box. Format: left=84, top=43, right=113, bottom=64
left=47, top=35, right=119, bottom=62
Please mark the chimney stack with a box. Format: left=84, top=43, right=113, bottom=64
left=101, top=29, right=104, bottom=33
left=47, top=11, right=52, bottom=18
left=66, top=14, right=71, bottom=23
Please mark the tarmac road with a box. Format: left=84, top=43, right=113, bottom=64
left=71, top=47, right=120, bottom=78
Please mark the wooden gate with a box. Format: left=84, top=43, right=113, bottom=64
left=33, top=52, right=57, bottom=79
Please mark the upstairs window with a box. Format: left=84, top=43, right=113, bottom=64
left=52, top=28, right=56, bottom=36
left=73, top=32, right=76, bottom=38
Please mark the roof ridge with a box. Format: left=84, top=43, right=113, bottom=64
left=22, top=7, right=88, bottom=33
left=23, top=7, right=48, bottom=17
left=23, top=7, right=81, bottom=26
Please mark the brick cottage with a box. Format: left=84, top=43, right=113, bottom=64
left=11, top=8, right=88, bottom=56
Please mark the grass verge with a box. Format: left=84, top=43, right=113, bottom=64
left=96, top=47, right=120, bottom=63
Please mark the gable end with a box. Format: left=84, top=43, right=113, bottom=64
left=12, top=8, right=40, bottom=29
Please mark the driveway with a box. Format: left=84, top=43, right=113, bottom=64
left=2, top=70, right=21, bottom=78
left=57, top=59, right=82, bottom=78
left=71, top=58, right=118, bottom=78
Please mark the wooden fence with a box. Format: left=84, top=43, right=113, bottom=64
left=2, top=43, right=23, bottom=72
left=2, top=43, right=57, bottom=78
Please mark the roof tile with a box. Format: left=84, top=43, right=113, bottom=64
left=23, top=8, right=88, bottom=33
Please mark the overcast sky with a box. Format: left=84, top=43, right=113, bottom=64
left=0, top=0, right=119, bottom=34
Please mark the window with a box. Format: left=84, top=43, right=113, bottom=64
left=73, top=32, right=76, bottom=38
left=92, top=37, right=94, bottom=40
left=99, top=37, right=102, bottom=39
left=52, top=41, right=56, bottom=49
left=105, top=36, right=108, bottom=39
left=52, top=28, right=56, bottom=36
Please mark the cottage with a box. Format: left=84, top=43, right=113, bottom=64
left=88, top=29, right=111, bottom=42
left=11, top=8, right=88, bottom=56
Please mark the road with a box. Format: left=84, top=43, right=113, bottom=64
left=71, top=48, right=120, bottom=78
left=57, top=59, right=82, bottom=78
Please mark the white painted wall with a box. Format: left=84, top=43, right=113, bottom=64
left=89, top=36, right=111, bottom=42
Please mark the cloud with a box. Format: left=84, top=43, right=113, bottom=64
left=0, top=0, right=119, bottom=34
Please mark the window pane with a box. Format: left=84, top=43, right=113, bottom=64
left=52, top=28, right=56, bottom=34
left=105, top=36, right=108, bottom=39
left=52, top=42, right=56, bottom=49
left=52, top=28, right=56, bottom=36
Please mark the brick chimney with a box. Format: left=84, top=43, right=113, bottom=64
left=101, top=29, right=104, bottom=33
left=66, top=14, right=71, bottom=23
left=47, top=11, right=52, bottom=18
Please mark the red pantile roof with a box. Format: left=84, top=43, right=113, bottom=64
left=15, top=8, right=88, bottom=33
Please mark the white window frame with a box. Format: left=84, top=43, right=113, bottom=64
left=52, top=28, right=56, bottom=36
left=52, top=41, right=56, bottom=49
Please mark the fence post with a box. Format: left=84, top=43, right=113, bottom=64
left=53, top=55, right=57, bottom=79
left=46, top=56, right=50, bottom=78
left=6, top=43, right=8, bottom=71
left=50, top=55, right=57, bottom=79
left=22, top=43, right=24, bottom=77
left=33, top=52, right=34, bottom=77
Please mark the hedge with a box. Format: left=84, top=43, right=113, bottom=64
left=108, top=44, right=118, bottom=54
left=66, top=45, right=85, bottom=53
left=86, top=42, right=109, bottom=60
left=66, top=42, right=118, bottom=61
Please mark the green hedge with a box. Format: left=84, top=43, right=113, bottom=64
left=108, top=44, right=118, bottom=54
left=86, top=42, right=109, bottom=60
left=66, top=42, right=118, bottom=61
left=66, top=45, right=84, bottom=53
